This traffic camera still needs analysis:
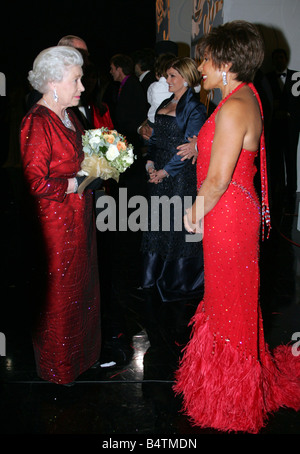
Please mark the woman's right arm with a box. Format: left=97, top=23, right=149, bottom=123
left=20, top=113, right=69, bottom=202
left=184, top=98, right=247, bottom=232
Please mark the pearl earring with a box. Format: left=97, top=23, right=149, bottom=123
left=222, top=71, right=228, bottom=86
left=183, top=81, right=188, bottom=87
left=53, top=88, right=58, bottom=102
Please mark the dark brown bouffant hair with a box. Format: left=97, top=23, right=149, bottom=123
left=197, top=20, right=265, bottom=83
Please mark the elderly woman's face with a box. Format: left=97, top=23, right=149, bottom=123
left=54, top=65, right=84, bottom=107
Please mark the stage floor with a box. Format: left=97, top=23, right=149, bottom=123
left=1, top=167, right=300, bottom=436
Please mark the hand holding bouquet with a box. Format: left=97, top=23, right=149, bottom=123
left=77, top=127, right=135, bottom=194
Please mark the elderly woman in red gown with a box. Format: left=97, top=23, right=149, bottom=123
left=20, top=46, right=101, bottom=385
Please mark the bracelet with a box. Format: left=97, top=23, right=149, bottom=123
left=162, top=169, right=169, bottom=178
left=146, top=162, right=155, bottom=172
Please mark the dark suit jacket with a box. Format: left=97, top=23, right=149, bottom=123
left=140, top=70, right=157, bottom=96
left=266, top=68, right=300, bottom=131
left=148, top=88, right=207, bottom=177
left=114, top=75, right=148, bottom=148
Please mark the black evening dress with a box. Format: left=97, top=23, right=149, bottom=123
left=141, top=113, right=204, bottom=302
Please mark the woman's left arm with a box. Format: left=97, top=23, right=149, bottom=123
left=164, top=104, right=206, bottom=175
left=184, top=99, right=246, bottom=232
left=150, top=103, right=206, bottom=184
left=176, top=103, right=207, bottom=163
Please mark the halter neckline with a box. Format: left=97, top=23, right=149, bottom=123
left=214, top=81, right=271, bottom=240
left=218, top=82, right=247, bottom=108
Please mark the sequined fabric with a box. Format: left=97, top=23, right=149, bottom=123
left=174, top=83, right=300, bottom=433
left=20, top=105, right=101, bottom=384
left=142, top=114, right=201, bottom=260
left=196, top=91, right=262, bottom=358
left=141, top=114, right=204, bottom=302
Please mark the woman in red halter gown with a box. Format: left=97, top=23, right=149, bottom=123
left=174, top=21, right=300, bottom=433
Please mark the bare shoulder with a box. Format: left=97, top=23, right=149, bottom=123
left=218, top=86, right=259, bottom=125
left=216, top=97, right=246, bottom=132
left=216, top=85, right=262, bottom=151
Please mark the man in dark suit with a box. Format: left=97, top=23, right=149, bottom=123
left=109, top=53, right=148, bottom=151
left=132, top=49, right=157, bottom=97
left=266, top=48, right=300, bottom=210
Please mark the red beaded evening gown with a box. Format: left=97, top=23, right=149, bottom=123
left=20, top=105, right=101, bottom=385
left=174, top=83, right=300, bottom=433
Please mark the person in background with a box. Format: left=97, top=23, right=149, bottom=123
left=138, top=53, right=175, bottom=142
left=57, top=36, right=114, bottom=131
left=174, top=20, right=300, bottom=434
left=155, top=40, right=178, bottom=58
left=78, top=59, right=114, bottom=130
left=20, top=46, right=101, bottom=385
left=266, top=48, right=300, bottom=213
left=57, top=34, right=88, bottom=52
left=132, top=48, right=157, bottom=96
left=101, top=53, right=149, bottom=365
left=109, top=53, right=148, bottom=154
left=141, top=57, right=206, bottom=352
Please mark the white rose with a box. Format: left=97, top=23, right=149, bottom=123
left=89, top=135, right=101, bottom=147
left=106, top=144, right=120, bottom=161
left=124, top=153, right=134, bottom=164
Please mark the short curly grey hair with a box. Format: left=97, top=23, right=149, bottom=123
left=28, top=46, right=83, bottom=93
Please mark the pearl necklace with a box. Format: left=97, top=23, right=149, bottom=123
left=42, top=98, right=73, bottom=129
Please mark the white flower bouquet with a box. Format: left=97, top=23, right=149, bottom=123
left=77, top=127, right=135, bottom=194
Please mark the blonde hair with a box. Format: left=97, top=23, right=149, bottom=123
left=166, top=57, right=201, bottom=87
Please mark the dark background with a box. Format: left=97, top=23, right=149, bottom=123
left=1, top=0, right=156, bottom=91
left=0, top=0, right=157, bottom=166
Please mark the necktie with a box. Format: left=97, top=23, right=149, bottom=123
left=277, top=72, right=286, bottom=90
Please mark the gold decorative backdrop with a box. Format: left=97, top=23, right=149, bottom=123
left=155, top=0, right=224, bottom=111
left=192, top=0, right=224, bottom=60
left=192, top=0, right=224, bottom=110
left=156, top=0, right=170, bottom=41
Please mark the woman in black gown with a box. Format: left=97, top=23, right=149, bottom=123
left=141, top=57, right=206, bottom=348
